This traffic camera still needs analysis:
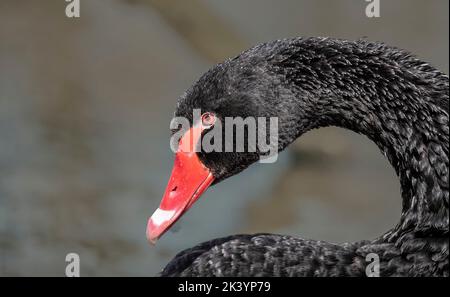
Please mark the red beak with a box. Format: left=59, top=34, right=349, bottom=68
left=146, top=123, right=215, bottom=244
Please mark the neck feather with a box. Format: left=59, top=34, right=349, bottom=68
left=271, top=39, right=449, bottom=240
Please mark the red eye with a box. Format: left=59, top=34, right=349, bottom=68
left=201, top=112, right=216, bottom=127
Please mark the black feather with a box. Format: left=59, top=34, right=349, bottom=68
left=161, top=37, right=449, bottom=277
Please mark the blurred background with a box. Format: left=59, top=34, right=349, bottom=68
left=0, top=0, right=448, bottom=276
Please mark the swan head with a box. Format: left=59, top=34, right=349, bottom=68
left=146, top=50, right=307, bottom=243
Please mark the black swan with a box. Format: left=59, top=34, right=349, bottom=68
left=147, top=37, right=449, bottom=276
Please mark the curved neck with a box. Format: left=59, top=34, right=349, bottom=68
left=272, top=41, right=449, bottom=240
left=311, top=85, right=448, bottom=240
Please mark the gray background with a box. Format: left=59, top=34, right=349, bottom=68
left=0, top=0, right=448, bottom=276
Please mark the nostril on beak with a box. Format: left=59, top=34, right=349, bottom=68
left=171, top=186, right=178, bottom=192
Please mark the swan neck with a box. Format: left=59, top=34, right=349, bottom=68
left=279, top=51, right=449, bottom=239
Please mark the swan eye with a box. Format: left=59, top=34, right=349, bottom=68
left=201, top=112, right=216, bottom=127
